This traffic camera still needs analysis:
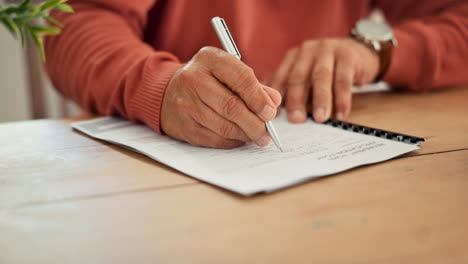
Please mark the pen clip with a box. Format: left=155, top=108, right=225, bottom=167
left=211, top=17, right=241, bottom=59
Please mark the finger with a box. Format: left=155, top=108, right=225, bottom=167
left=263, top=86, right=282, bottom=107
left=311, top=45, right=334, bottom=123
left=195, top=75, right=271, bottom=147
left=197, top=47, right=277, bottom=122
left=333, top=48, right=354, bottom=120
left=285, top=42, right=316, bottom=123
left=185, top=121, right=245, bottom=149
left=269, top=48, right=298, bottom=100
left=192, top=99, right=250, bottom=142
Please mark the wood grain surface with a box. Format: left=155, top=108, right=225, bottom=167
left=0, top=86, right=467, bottom=264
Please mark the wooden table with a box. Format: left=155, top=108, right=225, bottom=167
left=1, top=87, right=467, bottom=264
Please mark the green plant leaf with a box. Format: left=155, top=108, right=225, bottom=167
left=18, top=0, right=32, bottom=11
left=28, top=24, right=61, bottom=35
left=0, top=16, right=19, bottom=37
left=19, top=26, right=26, bottom=47
left=1, top=5, right=21, bottom=15
left=27, top=26, right=46, bottom=61
left=44, top=15, right=63, bottom=27
left=54, top=3, right=73, bottom=13
left=39, top=0, right=66, bottom=11
left=1, top=0, right=70, bottom=61
left=12, top=17, right=27, bottom=46
left=13, top=13, right=41, bottom=24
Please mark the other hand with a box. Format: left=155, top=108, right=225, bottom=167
left=269, top=38, right=379, bottom=123
left=161, top=47, right=282, bottom=149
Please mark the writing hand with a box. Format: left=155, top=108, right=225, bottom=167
left=161, top=47, right=281, bottom=149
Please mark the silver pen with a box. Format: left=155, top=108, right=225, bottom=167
left=211, top=17, right=284, bottom=152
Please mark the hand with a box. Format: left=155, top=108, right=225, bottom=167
left=269, top=38, right=379, bottom=123
left=161, top=47, right=282, bottom=149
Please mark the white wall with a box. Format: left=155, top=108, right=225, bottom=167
left=0, top=24, right=80, bottom=123
left=0, top=25, right=31, bottom=122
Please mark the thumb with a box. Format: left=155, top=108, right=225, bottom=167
left=263, top=86, right=282, bottom=107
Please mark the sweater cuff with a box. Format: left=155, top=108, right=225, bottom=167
left=384, top=23, right=435, bottom=92
left=128, top=60, right=183, bottom=133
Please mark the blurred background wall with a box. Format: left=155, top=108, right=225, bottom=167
left=0, top=24, right=80, bottom=123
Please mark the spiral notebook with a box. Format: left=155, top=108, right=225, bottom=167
left=320, top=117, right=424, bottom=146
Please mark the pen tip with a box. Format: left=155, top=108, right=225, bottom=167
left=280, top=147, right=284, bottom=152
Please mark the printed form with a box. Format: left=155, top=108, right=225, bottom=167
left=72, top=111, right=418, bottom=195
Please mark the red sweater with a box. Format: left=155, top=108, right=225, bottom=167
left=45, top=0, right=468, bottom=133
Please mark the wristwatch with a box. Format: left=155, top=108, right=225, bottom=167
left=350, top=19, right=397, bottom=81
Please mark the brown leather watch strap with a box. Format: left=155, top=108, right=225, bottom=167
left=349, top=32, right=394, bottom=82
left=375, top=41, right=393, bottom=81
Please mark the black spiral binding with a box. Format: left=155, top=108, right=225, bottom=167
left=309, top=114, right=425, bottom=146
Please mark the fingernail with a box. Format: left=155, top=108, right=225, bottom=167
left=336, top=112, right=345, bottom=121
left=314, top=107, right=326, bottom=122
left=289, top=110, right=305, bottom=122
left=255, top=134, right=271, bottom=147
left=260, top=105, right=275, bottom=121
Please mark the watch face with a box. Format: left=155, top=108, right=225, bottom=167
left=356, top=20, right=393, bottom=41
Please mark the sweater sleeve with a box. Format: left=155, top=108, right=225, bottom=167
left=44, top=0, right=183, bottom=133
left=376, top=0, right=468, bottom=92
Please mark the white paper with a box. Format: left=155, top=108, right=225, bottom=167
left=72, top=111, right=418, bottom=196
left=352, top=82, right=390, bottom=94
